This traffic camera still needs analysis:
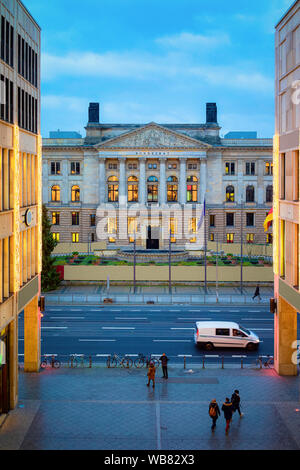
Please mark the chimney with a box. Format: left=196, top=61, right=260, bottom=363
left=88, top=102, right=100, bottom=124
left=206, top=103, right=217, bottom=124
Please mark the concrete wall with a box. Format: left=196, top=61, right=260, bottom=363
left=63, top=265, right=273, bottom=282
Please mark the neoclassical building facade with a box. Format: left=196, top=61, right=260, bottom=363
left=42, top=103, right=273, bottom=250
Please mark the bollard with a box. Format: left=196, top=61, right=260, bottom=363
left=259, top=357, right=262, bottom=369
left=51, top=355, right=55, bottom=368
left=107, top=355, right=111, bottom=368
left=71, top=356, right=74, bottom=368
left=241, top=358, right=243, bottom=369
left=184, top=356, right=186, bottom=370
left=221, top=356, right=224, bottom=369
left=89, top=356, right=92, bottom=368
left=202, top=356, right=205, bottom=369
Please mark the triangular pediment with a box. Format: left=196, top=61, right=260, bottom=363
left=96, top=122, right=211, bottom=150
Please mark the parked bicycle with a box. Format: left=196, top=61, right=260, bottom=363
left=251, top=356, right=274, bottom=369
left=107, top=353, right=133, bottom=368
left=68, top=354, right=86, bottom=368
left=134, top=353, right=160, bottom=368
left=40, top=354, right=61, bottom=369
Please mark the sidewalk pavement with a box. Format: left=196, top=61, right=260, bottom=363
left=0, top=364, right=299, bottom=450
left=44, top=285, right=274, bottom=306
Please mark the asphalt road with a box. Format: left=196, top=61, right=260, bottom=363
left=17, top=304, right=284, bottom=366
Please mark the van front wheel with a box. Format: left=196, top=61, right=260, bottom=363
left=246, top=342, right=257, bottom=351
left=204, top=342, right=214, bottom=351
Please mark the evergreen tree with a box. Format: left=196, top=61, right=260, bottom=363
left=41, top=204, right=60, bottom=291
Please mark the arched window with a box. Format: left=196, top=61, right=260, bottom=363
left=128, top=176, right=139, bottom=202
left=51, top=185, right=61, bottom=202
left=226, top=185, right=235, bottom=202
left=266, top=185, right=273, bottom=203
left=246, top=185, right=255, bottom=203
left=107, top=176, right=119, bottom=202
left=71, top=185, right=80, bottom=202
left=147, top=176, right=158, bottom=202
left=167, top=176, right=178, bottom=202
left=187, top=176, right=198, bottom=202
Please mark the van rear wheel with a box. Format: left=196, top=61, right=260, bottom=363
left=204, top=342, right=214, bottom=351
left=246, top=342, right=257, bottom=351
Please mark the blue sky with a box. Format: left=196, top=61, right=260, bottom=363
left=25, top=0, right=292, bottom=138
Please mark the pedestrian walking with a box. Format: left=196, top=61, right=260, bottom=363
left=222, top=397, right=233, bottom=434
left=231, top=389, right=243, bottom=417
left=159, top=353, right=169, bottom=379
left=208, top=399, right=220, bottom=431
left=252, top=283, right=261, bottom=301
left=147, top=362, right=156, bottom=388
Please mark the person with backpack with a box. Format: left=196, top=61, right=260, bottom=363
left=222, top=397, right=234, bottom=434
left=146, top=362, right=156, bottom=389
left=208, top=399, right=220, bottom=431
left=159, top=353, right=169, bottom=379
left=252, top=283, right=261, bottom=301
left=231, top=389, right=243, bottom=417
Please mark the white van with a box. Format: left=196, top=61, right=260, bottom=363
left=194, top=321, right=260, bottom=351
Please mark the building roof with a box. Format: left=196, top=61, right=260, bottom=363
left=49, top=130, right=82, bottom=139
left=224, top=131, right=258, bottom=139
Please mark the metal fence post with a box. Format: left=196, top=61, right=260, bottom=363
left=184, top=356, right=186, bottom=370
left=202, top=356, right=205, bottom=369
left=89, top=356, right=92, bottom=368
left=107, top=355, right=111, bottom=368
left=241, top=358, right=243, bottom=369
left=221, top=355, right=224, bottom=369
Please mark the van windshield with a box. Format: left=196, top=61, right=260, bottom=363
left=239, top=325, right=251, bottom=336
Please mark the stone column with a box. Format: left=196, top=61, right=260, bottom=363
left=119, top=157, right=126, bottom=206
left=42, top=160, right=48, bottom=203
left=179, top=158, right=187, bottom=204
left=99, top=157, right=106, bottom=205
left=159, top=158, right=167, bottom=205
left=139, top=157, right=146, bottom=206
left=24, top=295, right=41, bottom=372
left=199, top=157, right=207, bottom=203
left=62, top=159, right=69, bottom=204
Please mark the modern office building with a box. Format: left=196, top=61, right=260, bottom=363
left=43, top=102, right=273, bottom=250
left=274, top=0, right=300, bottom=375
left=0, top=0, right=41, bottom=416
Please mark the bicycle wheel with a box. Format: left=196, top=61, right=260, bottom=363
left=151, top=358, right=160, bottom=367
left=53, top=360, right=61, bottom=368
left=40, top=360, right=48, bottom=368
left=134, top=358, right=144, bottom=368
left=110, top=358, right=118, bottom=368
left=121, top=357, right=133, bottom=368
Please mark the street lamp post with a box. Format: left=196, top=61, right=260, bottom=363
left=240, top=201, right=243, bottom=294
left=133, top=230, right=136, bottom=294
left=169, top=228, right=172, bottom=295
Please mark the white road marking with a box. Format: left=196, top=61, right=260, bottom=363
left=115, top=317, right=147, bottom=320
left=79, top=339, right=116, bottom=342
left=90, top=309, right=104, bottom=312
left=41, top=327, right=68, bottom=329
left=205, top=355, right=219, bottom=357
left=178, top=354, right=193, bottom=357
left=250, top=328, right=274, bottom=331
left=171, top=328, right=195, bottom=330
left=48, top=308, right=62, bottom=311
left=209, top=310, right=221, bottom=312
left=232, top=355, right=247, bottom=358
left=50, top=316, right=85, bottom=319
left=102, top=327, right=135, bottom=330
left=242, top=318, right=273, bottom=321
left=177, top=318, right=212, bottom=320
left=153, top=339, right=192, bottom=343
left=229, top=310, right=240, bottom=312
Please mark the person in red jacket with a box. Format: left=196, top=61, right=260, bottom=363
left=222, top=397, right=233, bottom=434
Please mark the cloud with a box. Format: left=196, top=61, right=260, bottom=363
left=155, top=31, right=231, bottom=49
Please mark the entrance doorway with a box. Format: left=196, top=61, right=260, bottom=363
left=146, top=225, right=159, bottom=250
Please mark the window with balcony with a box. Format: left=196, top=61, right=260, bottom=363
left=226, top=185, right=235, bottom=202
left=167, top=176, right=178, bottom=202
left=107, top=176, right=119, bottom=202
left=71, top=185, right=80, bottom=202
left=51, top=185, right=60, bottom=202
left=147, top=176, right=158, bottom=202
left=186, top=176, right=198, bottom=202
left=128, top=176, right=139, bottom=202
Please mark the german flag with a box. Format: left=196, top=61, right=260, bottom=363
left=264, top=207, right=273, bottom=232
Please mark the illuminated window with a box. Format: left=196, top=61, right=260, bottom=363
left=90, top=214, right=96, bottom=227
left=226, top=186, right=235, bottom=202
left=188, top=217, right=197, bottom=234
left=210, top=233, right=215, bottom=241
left=147, top=176, right=158, bottom=202
left=169, top=217, right=177, bottom=241
left=265, top=161, right=273, bottom=175
left=226, top=233, right=234, bottom=244
left=128, top=217, right=137, bottom=235
left=167, top=176, right=178, bottom=202
left=247, top=233, right=254, bottom=244
left=225, top=162, right=235, bottom=175
left=72, top=233, right=79, bottom=243
left=186, top=176, right=198, bottom=202
left=51, top=161, right=60, bottom=175
left=51, top=212, right=60, bottom=225
left=71, top=161, right=80, bottom=175
left=210, top=215, right=215, bottom=227
left=52, top=232, right=60, bottom=242
left=71, top=185, right=80, bottom=202
left=108, top=176, right=119, bottom=202
left=266, top=233, right=273, bottom=244
left=108, top=237, right=116, bottom=243
left=128, top=176, right=139, bottom=202
left=51, top=185, right=60, bottom=202
left=108, top=217, right=117, bottom=234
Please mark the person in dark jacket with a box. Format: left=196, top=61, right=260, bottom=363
left=159, top=353, right=169, bottom=379
left=252, top=284, right=261, bottom=301
left=208, top=399, right=220, bottom=431
left=231, top=389, right=243, bottom=417
left=222, top=398, right=233, bottom=434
